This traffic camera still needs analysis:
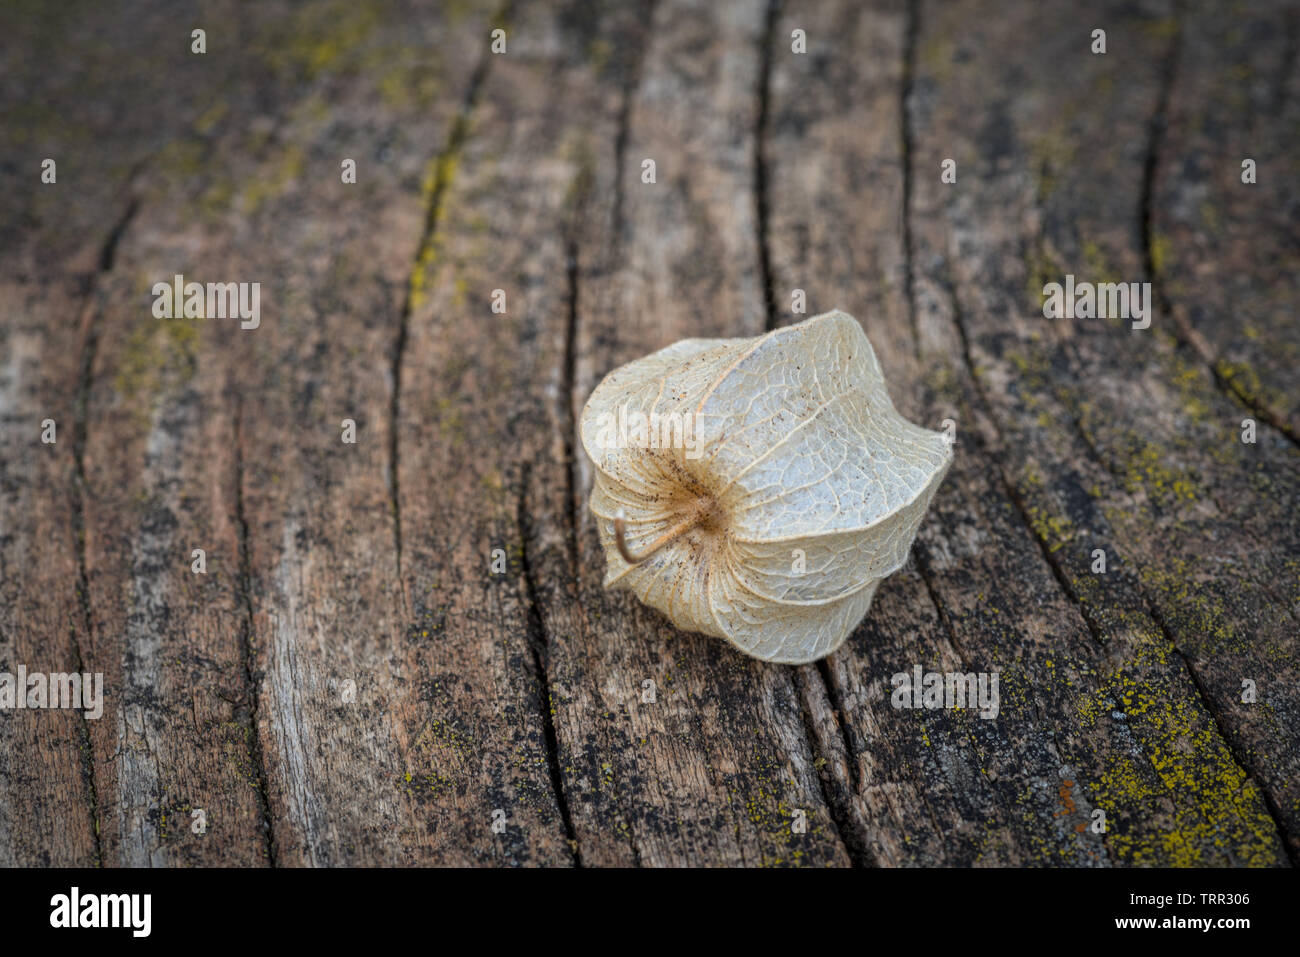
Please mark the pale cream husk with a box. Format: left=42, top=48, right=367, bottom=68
left=579, top=310, right=952, bottom=664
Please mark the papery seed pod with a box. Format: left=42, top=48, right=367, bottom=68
left=579, top=310, right=952, bottom=664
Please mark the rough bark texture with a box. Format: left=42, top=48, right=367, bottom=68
left=0, top=0, right=1295, bottom=866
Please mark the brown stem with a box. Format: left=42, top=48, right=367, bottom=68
left=614, top=504, right=711, bottom=565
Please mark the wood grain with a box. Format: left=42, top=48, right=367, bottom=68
left=0, top=0, right=1294, bottom=866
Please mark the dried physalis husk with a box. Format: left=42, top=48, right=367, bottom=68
left=579, top=310, right=952, bottom=664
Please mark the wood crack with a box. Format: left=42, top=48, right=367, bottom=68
left=390, top=0, right=514, bottom=581
left=1141, top=10, right=1300, bottom=450
left=942, top=277, right=1110, bottom=653
left=69, top=194, right=140, bottom=866
left=791, top=667, right=860, bottom=866
left=1144, top=593, right=1299, bottom=866
left=612, top=0, right=659, bottom=259
left=1272, top=7, right=1298, bottom=115
left=755, top=0, right=780, bottom=331
left=900, top=0, right=920, bottom=359
left=911, top=546, right=976, bottom=673
left=516, top=462, right=582, bottom=867
left=232, top=399, right=278, bottom=866
left=562, top=246, right=581, bottom=578
left=811, top=660, right=877, bottom=866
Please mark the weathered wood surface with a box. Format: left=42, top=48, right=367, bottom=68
left=0, top=0, right=1296, bottom=866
